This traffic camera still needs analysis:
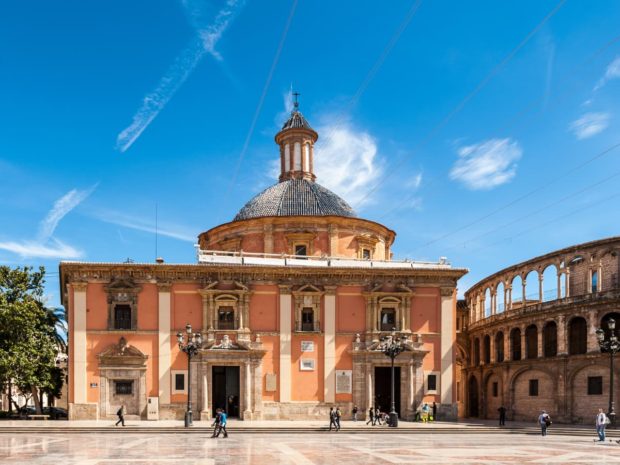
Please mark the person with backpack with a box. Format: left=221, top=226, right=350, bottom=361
left=595, top=408, right=609, bottom=442
left=115, top=404, right=125, bottom=427
left=352, top=405, right=358, bottom=422
left=217, top=409, right=228, bottom=438
left=366, top=407, right=375, bottom=426
left=328, top=407, right=337, bottom=431
left=211, top=408, right=221, bottom=438
left=538, top=410, right=551, bottom=436
left=335, top=406, right=342, bottom=431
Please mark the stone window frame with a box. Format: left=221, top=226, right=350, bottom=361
left=378, top=296, right=403, bottom=332
left=424, top=371, right=440, bottom=395
left=355, top=235, right=378, bottom=260
left=364, top=284, right=413, bottom=334
left=214, top=295, right=240, bottom=331
left=587, top=376, right=603, bottom=395
left=114, top=380, right=134, bottom=395
left=199, top=281, right=250, bottom=333
left=285, top=232, right=316, bottom=257
left=292, top=284, right=322, bottom=332
left=104, top=278, right=141, bottom=332
left=171, top=370, right=188, bottom=394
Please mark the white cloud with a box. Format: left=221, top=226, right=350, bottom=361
left=314, top=123, right=383, bottom=206
left=116, top=0, right=244, bottom=152
left=0, top=239, right=82, bottom=259
left=407, top=172, right=423, bottom=190
left=93, top=209, right=196, bottom=243
left=594, top=56, right=620, bottom=91
left=450, top=138, right=522, bottom=190
left=570, top=112, right=610, bottom=140
left=38, top=185, right=97, bottom=241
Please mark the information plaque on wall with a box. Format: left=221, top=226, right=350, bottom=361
left=265, top=373, right=277, bottom=392
left=301, top=341, right=314, bottom=352
left=335, top=370, right=352, bottom=394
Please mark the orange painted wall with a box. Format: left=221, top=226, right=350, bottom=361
left=85, top=333, right=159, bottom=403
left=260, top=335, right=279, bottom=401
left=335, top=335, right=354, bottom=402
left=249, top=286, right=277, bottom=331
left=336, top=288, right=365, bottom=332
left=291, top=333, right=323, bottom=401
left=138, top=283, right=158, bottom=330
left=86, top=283, right=108, bottom=330
left=241, top=232, right=263, bottom=253
left=170, top=340, right=189, bottom=404
left=172, top=285, right=202, bottom=331
left=411, top=288, right=440, bottom=334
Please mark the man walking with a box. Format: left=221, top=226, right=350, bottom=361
left=596, top=408, right=608, bottom=442
left=366, top=407, right=375, bottom=426
left=217, top=409, right=228, bottom=438
left=211, top=408, right=221, bottom=438
left=498, top=405, right=506, bottom=426
left=352, top=405, right=358, bottom=422
left=328, top=407, right=337, bottom=431
left=115, top=404, right=125, bottom=427
left=432, top=402, right=437, bottom=421
left=335, top=406, right=342, bottom=431
left=538, top=410, right=551, bottom=436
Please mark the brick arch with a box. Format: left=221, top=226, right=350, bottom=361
left=509, top=366, right=556, bottom=421
left=567, top=362, right=619, bottom=423
left=483, top=369, right=503, bottom=419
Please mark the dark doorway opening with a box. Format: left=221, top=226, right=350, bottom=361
left=212, top=366, right=240, bottom=418
left=468, top=376, right=479, bottom=417
left=374, top=366, right=400, bottom=416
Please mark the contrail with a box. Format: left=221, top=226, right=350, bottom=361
left=116, top=0, right=244, bottom=153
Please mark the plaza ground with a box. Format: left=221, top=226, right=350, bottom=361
left=2, top=421, right=620, bottom=464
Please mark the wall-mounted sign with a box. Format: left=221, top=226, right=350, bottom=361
left=335, top=370, right=352, bottom=394
left=265, top=373, right=277, bottom=392
left=89, top=383, right=98, bottom=388
left=301, top=341, right=314, bottom=352
left=300, top=359, right=316, bottom=371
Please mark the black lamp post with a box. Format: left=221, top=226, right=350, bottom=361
left=596, top=318, right=620, bottom=426
left=379, top=329, right=406, bottom=427
left=177, top=323, right=202, bottom=427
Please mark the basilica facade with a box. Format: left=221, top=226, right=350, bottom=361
left=60, top=103, right=466, bottom=421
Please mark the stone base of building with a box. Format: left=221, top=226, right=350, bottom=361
left=437, top=403, right=458, bottom=421
left=68, top=403, right=99, bottom=420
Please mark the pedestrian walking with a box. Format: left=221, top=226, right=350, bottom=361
left=115, top=404, right=125, bottom=427
left=335, top=406, right=342, bottom=430
left=211, top=408, right=221, bottom=437
left=375, top=407, right=382, bottom=425
left=352, top=405, right=358, bottom=422
left=329, top=407, right=337, bottom=431
left=366, top=407, right=375, bottom=426
left=216, top=409, right=228, bottom=438
left=422, top=403, right=430, bottom=423
left=538, top=410, right=551, bottom=436
left=432, top=402, right=437, bottom=421
left=498, top=405, right=506, bottom=426
left=595, top=408, right=609, bottom=442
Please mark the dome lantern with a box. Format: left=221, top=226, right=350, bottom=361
left=275, top=93, right=318, bottom=183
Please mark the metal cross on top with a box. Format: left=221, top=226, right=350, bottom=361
left=293, top=91, right=300, bottom=110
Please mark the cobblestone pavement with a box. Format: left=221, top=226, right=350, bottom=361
left=1, top=432, right=619, bottom=464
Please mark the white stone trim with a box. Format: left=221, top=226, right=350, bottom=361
left=73, top=287, right=87, bottom=404
left=440, top=292, right=454, bottom=404
left=171, top=370, right=188, bottom=395
left=158, top=290, right=171, bottom=404
left=324, top=294, right=336, bottom=403
left=424, top=370, right=440, bottom=395
left=279, top=293, right=292, bottom=402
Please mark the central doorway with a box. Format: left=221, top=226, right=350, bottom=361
left=212, top=366, right=240, bottom=418
left=374, top=366, right=401, bottom=416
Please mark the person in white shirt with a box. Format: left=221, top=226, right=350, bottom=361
left=596, top=408, right=608, bottom=442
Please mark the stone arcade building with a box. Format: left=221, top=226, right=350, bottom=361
left=462, top=237, right=620, bottom=423
left=60, top=103, right=466, bottom=421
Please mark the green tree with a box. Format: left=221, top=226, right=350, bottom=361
left=0, top=266, right=63, bottom=414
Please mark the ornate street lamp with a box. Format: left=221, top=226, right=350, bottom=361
left=177, top=323, right=202, bottom=427
left=379, top=329, right=406, bottom=427
left=596, top=318, right=620, bottom=426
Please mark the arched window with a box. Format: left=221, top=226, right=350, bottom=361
left=542, top=265, right=558, bottom=302
left=284, top=144, right=291, bottom=171
left=293, top=142, right=301, bottom=170
left=511, top=275, right=523, bottom=308
left=303, top=143, right=310, bottom=171
left=473, top=338, right=480, bottom=366
left=592, top=271, right=598, bottom=293
left=568, top=317, right=588, bottom=355
left=511, top=328, right=521, bottom=361
left=525, top=325, right=538, bottom=359
left=543, top=321, right=557, bottom=357
left=483, top=335, right=491, bottom=364
left=496, top=282, right=505, bottom=313
left=495, top=332, right=504, bottom=362
left=524, top=270, right=539, bottom=305
left=484, top=288, right=491, bottom=318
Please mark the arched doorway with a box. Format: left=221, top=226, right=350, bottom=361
left=468, top=375, right=479, bottom=417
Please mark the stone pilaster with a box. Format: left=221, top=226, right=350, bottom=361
left=324, top=286, right=337, bottom=404
left=278, top=285, right=292, bottom=402
left=157, top=281, right=172, bottom=405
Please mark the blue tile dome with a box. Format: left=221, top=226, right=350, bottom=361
left=233, top=179, right=356, bottom=221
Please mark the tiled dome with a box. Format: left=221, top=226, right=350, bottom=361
left=233, top=179, right=356, bottom=221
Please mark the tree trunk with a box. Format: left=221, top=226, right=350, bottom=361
left=31, top=386, right=42, bottom=414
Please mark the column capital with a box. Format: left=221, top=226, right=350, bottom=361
left=440, top=287, right=455, bottom=297
left=324, top=285, right=337, bottom=296
left=72, top=281, right=88, bottom=292
left=156, top=281, right=172, bottom=292
left=278, top=284, right=292, bottom=294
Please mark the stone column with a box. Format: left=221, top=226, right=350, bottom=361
left=201, top=368, right=210, bottom=419
left=404, top=296, right=411, bottom=332
left=565, top=269, right=571, bottom=297
left=72, top=282, right=88, bottom=407
left=503, top=286, right=508, bottom=312
left=328, top=225, right=338, bottom=257
left=158, top=282, right=172, bottom=405
left=243, top=362, right=252, bottom=420
left=507, top=286, right=512, bottom=311
left=408, top=361, right=415, bottom=417
left=324, top=286, right=337, bottom=404
left=537, top=324, right=543, bottom=358
left=504, top=328, right=511, bottom=361
left=278, top=285, right=292, bottom=402
left=557, top=272, right=562, bottom=299
left=439, top=287, right=456, bottom=415
left=489, top=334, right=495, bottom=363
left=263, top=224, right=274, bottom=254
left=587, top=311, right=600, bottom=354
left=522, top=280, right=527, bottom=305
left=520, top=327, right=527, bottom=360
left=539, top=275, right=544, bottom=302
left=366, top=366, right=373, bottom=411
left=557, top=315, right=567, bottom=355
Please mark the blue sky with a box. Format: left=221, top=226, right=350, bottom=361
left=1, top=0, right=620, bottom=306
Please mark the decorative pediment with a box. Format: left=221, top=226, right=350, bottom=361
left=203, top=334, right=250, bottom=351
left=293, top=284, right=323, bottom=294
left=98, top=337, right=148, bottom=367
left=104, top=276, right=140, bottom=292
left=366, top=282, right=413, bottom=294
